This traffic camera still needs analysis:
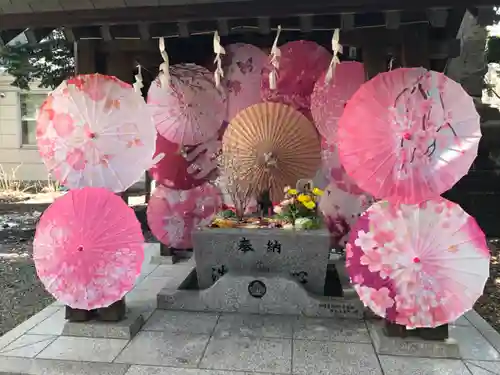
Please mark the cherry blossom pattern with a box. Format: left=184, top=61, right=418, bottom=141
left=346, top=197, right=490, bottom=328
left=147, top=63, right=227, bottom=145
left=337, top=68, right=481, bottom=204
left=147, top=184, right=223, bottom=248
left=261, top=40, right=331, bottom=120
left=33, top=187, right=144, bottom=310
left=311, top=61, right=365, bottom=142
left=36, top=74, right=156, bottom=192
left=319, top=182, right=374, bottom=247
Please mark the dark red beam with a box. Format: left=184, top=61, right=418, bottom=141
left=0, top=1, right=495, bottom=30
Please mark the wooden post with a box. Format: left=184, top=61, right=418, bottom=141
left=401, top=24, right=430, bottom=69
left=361, top=31, right=388, bottom=80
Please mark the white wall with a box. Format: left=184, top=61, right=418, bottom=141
left=0, top=73, right=51, bottom=181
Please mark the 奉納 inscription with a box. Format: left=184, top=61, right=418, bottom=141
left=266, top=239, right=282, bottom=254
left=238, top=237, right=255, bottom=253
left=212, top=265, right=228, bottom=282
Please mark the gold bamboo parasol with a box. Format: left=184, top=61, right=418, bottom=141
left=222, top=102, right=321, bottom=201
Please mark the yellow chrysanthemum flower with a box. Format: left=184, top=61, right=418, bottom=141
left=312, top=187, right=324, bottom=196
left=297, top=194, right=311, bottom=202
left=303, top=200, right=316, bottom=209
left=287, top=189, right=298, bottom=196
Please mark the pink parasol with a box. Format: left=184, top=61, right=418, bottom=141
left=261, top=40, right=331, bottom=119
left=338, top=68, right=481, bottom=205
left=222, top=43, right=267, bottom=122
left=149, top=134, right=220, bottom=190
left=33, top=187, right=144, bottom=310
left=321, top=138, right=366, bottom=196
left=147, top=183, right=222, bottom=248
left=147, top=63, right=227, bottom=146
left=36, top=74, right=157, bottom=192
left=346, top=198, right=490, bottom=328
left=319, top=182, right=374, bottom=247
left=311, top=62, right=365, bottom=142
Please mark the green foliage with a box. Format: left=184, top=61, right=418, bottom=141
left=0, top=29, right=74, bottom=90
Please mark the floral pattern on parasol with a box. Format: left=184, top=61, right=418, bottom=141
left=321, top=138, right=367, bottom=196
left=33, top=187, right=144, bottom=310
left=311, top=62, right=365, bottom=142
left=346, top=198, right=490, bottom=328
left=338, top=68, right=481, bottom=204
left=147, top=63, right=227, bottom=146
left=261, top=40, right=331, bottom=120
left=319, top=182, right=374, bottom=247
left=147, top=184, right=222, bottom=248
left=222, top=43, right=267, bottom=122
left=149, top=134, right=220, bottom=190
left=36, top=74, right=157, bottom=192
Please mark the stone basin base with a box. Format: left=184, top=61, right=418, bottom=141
left=156, top=261, right=364, bottom=319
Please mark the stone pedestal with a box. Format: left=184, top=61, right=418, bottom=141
left=157, top=262, right=364, bottom=319
left=193, top=228, right=330, bottom=295
left=369, top=320, right=460, bottom=358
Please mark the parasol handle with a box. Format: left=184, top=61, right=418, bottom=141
left=269, top=25, right=282, bottom=90
left=159, top=37, right=170, bottom=87
left=213, top=31, right=226, bottom=88
left=133, top=65, right=144, bottom=93
left=325, top=28, right=343, bottom=85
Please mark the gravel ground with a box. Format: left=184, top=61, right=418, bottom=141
left=0, top=203, right=155, bottom=337
left=0, top=203, right=498, bottom=337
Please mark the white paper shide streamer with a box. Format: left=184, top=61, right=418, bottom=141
left=325, top=29, right=343, bottom=84
left=159, top=37, right=170, bottom=88
left=133, top=65, right=144, bottom=93
left=213, top=31, right=226, bottom=88
left=269, top=25, right=282, bottom=90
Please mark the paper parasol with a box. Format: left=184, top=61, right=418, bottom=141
left=222, top=102, right=321, bottom=201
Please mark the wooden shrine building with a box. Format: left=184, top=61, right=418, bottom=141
left=1, top=0, right=500, bottom=236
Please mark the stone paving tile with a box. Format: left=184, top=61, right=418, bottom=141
left=293, top=317, right=371, bottom=343
left=0, top=334, right=56, bottom=358
left=482, top=329, right=500, bottom=353
left=292, top=340, right=382, bottom=375
left=124, top=289, right=158, bottom=322
left=466, top=310, right=497, bottom=334
left=133, top=277, right=170, bottom=294
left=450, top=326, right=500, bottom=361
left=28, top=308, right=66, bottom=335
left=114, top=331, right=210, bottom=367
left=379, top=355, right=472, bottom=374
left=143, top=310, right=219, bottom=335
left=125, top=366, right=247, bottom=374
left=213, top=313, right=294, bottom=339
left=453, top=315, right=473, bottom=327
left=36, top=336, right=129, bottom=362
left=465, top=360, right=500, bottom=375
left=199, top=334, right=292, bottom=373
left=148, top=265, right=182, bottom=278
left=0, top=357, right=130, bottom=375
left=0, top=306, right=61, bottom=351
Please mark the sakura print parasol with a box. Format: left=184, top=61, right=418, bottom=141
left=346, top=198, right=490, bottom=328
left=36, top=74, right=157, bottom=192
left=222, top=43, right=267, bottom=122
left=222, top=102, right=321, bottom=201
left=311, top=61, right=366, bottom=142
left=147, top=63, right=227, bottom=146
left=319, top=182, right=374, bottom=247
left=33, top=187, right=144, bottom=310
left=337, top=68, right=481, bottom=205
left=261, top=40, right=331, bottom=119
left=149, top=134, right=220, bottom=190
left=147, top=184, right=222, bottom=249
left=320, top=138, right=368, bottom=196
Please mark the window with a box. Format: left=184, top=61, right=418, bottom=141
left=20, top=93, right=48, bottom=145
